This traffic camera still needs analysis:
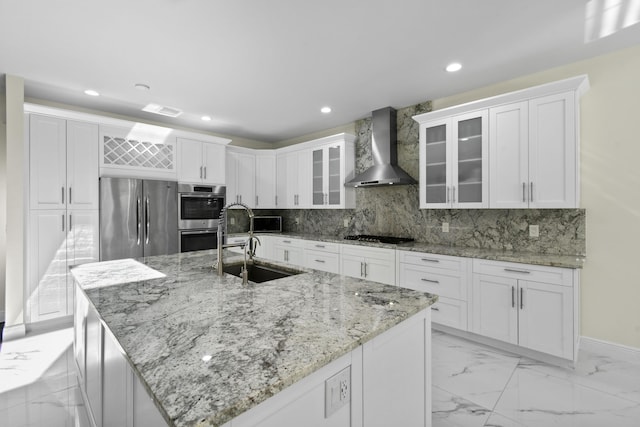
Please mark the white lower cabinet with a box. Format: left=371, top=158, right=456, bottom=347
left=304, top=240, right=340, bottom=274
left=272, top=237, right=304, bottom=266
left=341, top=245, right=396, bottom=286
left=397, top=251, right=470, bottom=330
left=471, top=259, right=576, bottom=360
left=75, top=286, right=168, bottom=427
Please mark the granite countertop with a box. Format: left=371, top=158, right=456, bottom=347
left=232, top=233, right=585, bottom=269
left=70, top=250, right=437, bottom=427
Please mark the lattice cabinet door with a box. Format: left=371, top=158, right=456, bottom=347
left=99, top=125, right=177, bottom=179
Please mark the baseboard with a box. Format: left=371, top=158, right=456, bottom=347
left=2, top=323, right=27, bottom=341
left=580, top=336, right=640, bottom=363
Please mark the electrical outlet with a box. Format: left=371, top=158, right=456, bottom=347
left=442, top=222, right=450, bottom=233
left=343, top=218, right=349, bottom=228
left=325, top=366, right=351, bottom=418
left=294, top=217, right=299, bottom=225
left=529, top=224, right=539, bottom=238
left=229, top=217, right=235, bottom=225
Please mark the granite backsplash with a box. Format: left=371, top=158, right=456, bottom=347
left=229, top=100, right=586, bottom=257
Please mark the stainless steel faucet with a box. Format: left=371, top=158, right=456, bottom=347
left=216, top=202, right=260, bottom=282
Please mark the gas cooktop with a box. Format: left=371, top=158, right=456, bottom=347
left=344, top=235, right=415, bottom=245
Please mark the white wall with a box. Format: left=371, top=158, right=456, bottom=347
left=4, top=75, right=24, bottom=332
left=432, top=45, right=640, bottom=349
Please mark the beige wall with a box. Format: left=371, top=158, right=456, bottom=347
left=432, top=44, right=640, bottom=349
left=0, top=78, right=6, bottom=322
left=4, top=75, right=25, bottom=329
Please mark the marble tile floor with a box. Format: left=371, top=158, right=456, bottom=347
left=1, top=327, right=640, bottom=427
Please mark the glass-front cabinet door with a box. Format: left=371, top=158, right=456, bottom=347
left=419, top=111, right=488, bottom=208
left=422, top=119, right=450, bottom=207
left=452, top=111, right=488, bottom=208
left=312, top=144, right=343, bottom=207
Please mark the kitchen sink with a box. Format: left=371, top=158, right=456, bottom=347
left=223, top=262, right=303, bottom=283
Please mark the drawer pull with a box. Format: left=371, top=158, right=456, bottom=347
left=421, top=258, right=440, bottom=263
left=504, top=268, right=531, bottom=274
left=315, top=244, right=325, bottom=248
left=315, top=259, right=326, bottom=263
left=421, top=278, right=439, bottom=284
left=431, top=306, right=440, bottom=312
left=282, top=240, right=291, bottom=244
left=511, top=286, right=515, bottom=308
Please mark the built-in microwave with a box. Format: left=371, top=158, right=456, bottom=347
left=252, top=216, right=282, bottom=233
left=178, top=184, right=225, bottom=230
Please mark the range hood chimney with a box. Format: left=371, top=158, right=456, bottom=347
left=345, top=107, right=417, bottom=187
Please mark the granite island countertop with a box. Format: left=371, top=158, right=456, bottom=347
left=70, top=250, right=437, bottom=427
left=233, top=233, right=585, bottom=269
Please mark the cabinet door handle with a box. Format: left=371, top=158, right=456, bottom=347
left=200, top=166, right=203, bottom=179
left=511, top=286, right=515, bottom=308
left=315, top=244, right=325, bottom=248
left=204, top=166, right=207, bottom=180
left=275, top=195, right=278, bottom=206
left=315, top=259, right=326, bottom=263
left=522, top=182, right=526, bottom=203
left=452, top=186, right=456, bottom=203
left=239, top=195, right=242, bottom=204
left=360, top=262, right=364, bottom=277
left=285, top=249, right=289, bottom=262
left=530, top=182, right=534, bottom=203
left=421, top=258, right=440, bottom=263
left=364, top=263, right=368, bottom=277
left=446, top=186, right=450, bottom=203
left=61, top=187, right=65, bottom=204
left=421, top=278, right=439, bottom=284
left=62, top=213, right=65, bottom=231
left=324, top=193, right=328, bottom=205
left=256, top=195, right=259, bottom=206
left=69, top=214, right=72, bottom=231
left=431, top=306, right=440, bottom=312
left=69, top=187, right=72, bottom=204
left=520, top=288, right=524, bottom=309
left=283, top=240, right=291, bottom=244
left=504, top=268, right=531, bottom=274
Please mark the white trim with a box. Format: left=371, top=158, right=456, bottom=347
left=2, top=323, right=27, bottom=341
left=24, top=103, right=232, bottom=146
left=275, top=132, right=356, bottom=154
left=413, top=75, right=590, bottom=123
left=580, top=336, right=640, bottom=363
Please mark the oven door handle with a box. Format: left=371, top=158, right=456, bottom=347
left=180, top=230, right=219, bottom=235
left=180, top=193, right=220, bottom=199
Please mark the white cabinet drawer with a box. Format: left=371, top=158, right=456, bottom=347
left=473, top=259, right=573, bottom=286
left=304, top=240, right=340, bottom=253
left=342, top=243, right=393, bottom=260
left=399, top=264, right=467, bottom=300
left=304, top=249, right=340, bottom=274
left=430, top=297, right=468, bottom=330
left=272, top=237, right=304, bottom=248
left=398, top=251, right=467, bottom=271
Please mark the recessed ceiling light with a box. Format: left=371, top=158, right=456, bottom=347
left=84, top=89, right=100, bottom=96
left=446, top=62, right=462, bottom=72
left=134, top=83, right=150, bottom=91
left=201, top=116, right=212, bottom=121
left=321, top=106, right=332, bottom=114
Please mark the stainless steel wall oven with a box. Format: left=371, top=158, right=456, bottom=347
left=178, top=184, right=225, bottom=252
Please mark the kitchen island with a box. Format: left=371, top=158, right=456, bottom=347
left=70, top=250, right=437, bottom=427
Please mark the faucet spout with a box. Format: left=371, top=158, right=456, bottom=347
left=216, top=202, right=255, bottom=277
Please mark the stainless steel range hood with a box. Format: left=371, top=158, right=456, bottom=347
left=345, top=107, right=417, bottom=187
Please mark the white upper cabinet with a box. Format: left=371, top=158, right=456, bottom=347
left=178, top=137, right=226, bottom=185
left=490, top=92, right=578, bottom=208
left=255, top=153, right=277, bottom=208
left=30, top=115, right=99, bottom=210
left=276, top=133, right=355, bottom=210
left=226, top=148, right=256, bottom=206
left=414, top=75, right=589, bottom=209
left=419, top=111, right=488, bottom=208
left=311, top=139, right=356, bottom=209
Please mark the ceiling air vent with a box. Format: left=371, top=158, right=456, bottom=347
left=142, top=103, right=183, bottom=118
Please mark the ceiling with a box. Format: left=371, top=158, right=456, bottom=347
left=1, top=0, right=640, bottom=143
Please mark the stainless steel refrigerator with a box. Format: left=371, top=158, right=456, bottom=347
left=100, top=177, right=178, bottom=261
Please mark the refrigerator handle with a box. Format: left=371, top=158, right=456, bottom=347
left=136, top=197, right=141, bottom=245
left=145, top=197, right=150, bottom=245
